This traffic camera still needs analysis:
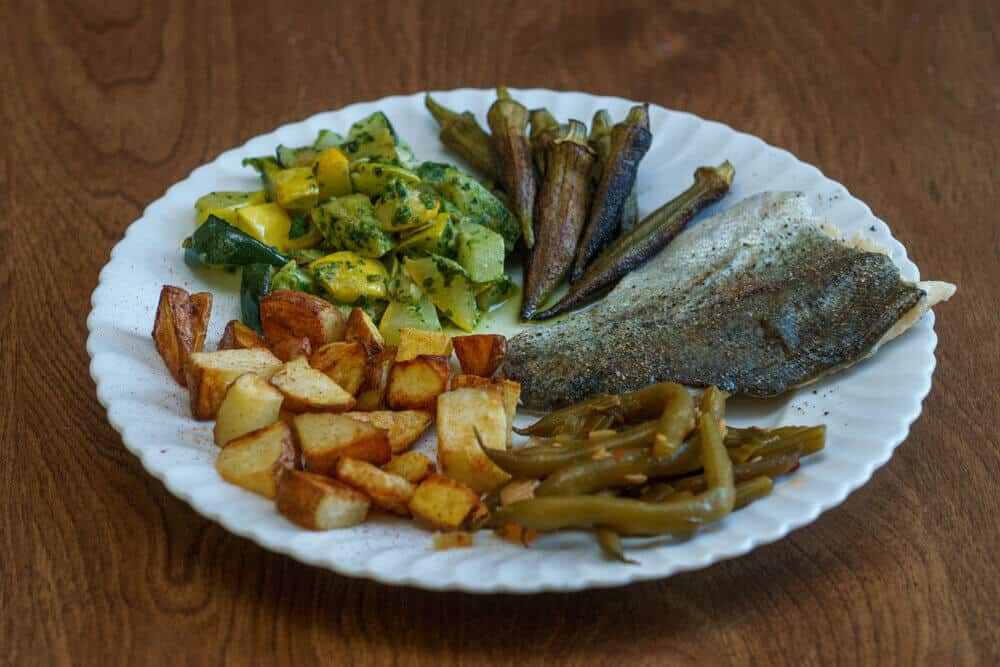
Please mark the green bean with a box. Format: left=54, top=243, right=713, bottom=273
left=514, top=394, right=623, bottom=436
left=670, top=451, right=800, bottom=494
left=595, top=527, right=636, bottom=564
left=734, top=476, right=773, bottom=509
left=486, top=412, right=734, bottom=536
left=724, top=425, right=811, bottom=447
left=753, top=425, right=825, bottom=458
left=639, top=483, right=678, bottom=503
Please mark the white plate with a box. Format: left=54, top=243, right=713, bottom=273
left=87, top=89, right=939, bottom=593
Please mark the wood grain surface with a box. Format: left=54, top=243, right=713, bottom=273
left=3, top=0, right=998, bottom=664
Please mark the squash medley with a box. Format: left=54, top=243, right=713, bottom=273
left=187, top=112, right=520, bottom=344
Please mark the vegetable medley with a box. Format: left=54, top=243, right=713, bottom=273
left=185, top=111, right=519, bottom=345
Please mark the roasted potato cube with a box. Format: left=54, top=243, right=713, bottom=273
left=396, top=327, right=453, bottom=362
left=452, top=334, right=506, bottom=377
left=276, top=469, right=370, bottom=530
left=215, top=421, right=296, bottom=498
left=152, top=285, right=213, bottom=386
left=409, top=474, right=482, bottom=531
left=355, top=345, right=396, bottom=410
left=342, top=410, right=433, bottom=453
left=213, top=373, right=285, bottom=446
left=218, top=319, right=267, bottom=350
left=293, top=412, right=391, bottom=473
left=271, top=335, right=312, bottom=362
left=335, top=457, right=415, bottom=515
left=260, top=289, right=345, bottom=348
left=383, top=451, right=436, bottom=484
left=386, top=355, right=450, bottom=410
left=270, top=357, right=356, bottom=413
left=310, top=342, right=368, bottom=395
left=185, top=348, right=283, bottom=420
left=436, top=385, right=510, bottom=492
left=449, top=375, right=520, bottom=445
left=344, top=307, right=385, bottom=353
left=433, top=531, right=474, bottom=550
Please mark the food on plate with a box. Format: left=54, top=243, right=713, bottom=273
left=572, top=105, right=653, bottom=280
left=335, top=457, right=415, bottom=515
left=383, top=451, right=436, bottom=484
left=343, top=307, right=385, bottom=353
left=260, top=289, right=346, bottom=348
left=276, top=470, right=371, bottom=530
left=218, top=319, right=267, bottom=350
left=214, top=421, right=297, bottom=498
left=424, top=95, right=496, bottom=179
left=341, top=410, right=433, bottom=453
left=152, top=286, right=212, bottom=386
left=355, top=345, right=396, bottom=410
left=432, top=531, right=475, bottom=550
left=213, top=373, right=286, bottom=446
left=385, top=355, right=450, bottom=410
left=293, top=412, right=392, bottom=472
left=270, top=335, right=312, bottom=362
left=533, top=161, right=735, bottom=319
left=409, top=474, right=483, bottom=531
left=521, top=120, right=596, bottom=319
left=449, top=375, right=520, bottom=445
left=528, top=108, right=561, bottom=176
left=589, top=110, right=639, bottom=235
left=184, top=348, right=283, bottom=419
left=452, top=334, right=507, bottom=377
left=436, top=385, right=511, bottom=493
left=269, top=357, right=357, bottom=413
left=396, top=327, right=453, bottom=362
left=487, top=87, right=537, bottom=248
left=309, top=341, right=368, bottom=394
left=506, top=191, right=955, bottom=410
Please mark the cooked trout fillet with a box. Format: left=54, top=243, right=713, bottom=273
left=505, top=192, right=955, bottom=411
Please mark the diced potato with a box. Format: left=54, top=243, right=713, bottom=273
left=344, top=307, right=385, bottom=353
left=313, top=147, right=353, bottom=200
left=272, top=166, right=319, bottom=211
left=276, top=469, right=370, bottom=530
left=218, top=319, right=267, bottom=351
left=436, top=385, right=510, bottom=492
left=310, top=342, right=368, bottom=395
left=293, top=412, right=391, bottom=473
left=335, top=457, right=415, bottom=515
left=213, top=373, right=285, bottom=446
left=383, top=451, right=435, bottom=484
left=447, top=376, right=520, bottom=446
left=215, top=421, right=296, bottom=499
left=452, top=334, right=506, bottom=377
left=396, top=327, right=453, bottom=362
left=270, top=357, right=356, bottom=413
left=311, top=252, right=390, bottom=304
left=355, top=345, right=396, bottom=410
left=260, top=289, right=346, bottom=348
left=185, top=348, right=283, bottom=420
left=270, top=336, right=312, bottom=362
left=433, top=531, right=474, bottom=550
left=409, top=475, right=482, bottom=531
left=152, top=285, right=212, bottom=387
left=342, top=410, right=433, bottom=453
left=386, top=355, right=450, bottom=410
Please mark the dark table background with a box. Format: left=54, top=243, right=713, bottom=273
left=3, top=1, right=998, bottom=664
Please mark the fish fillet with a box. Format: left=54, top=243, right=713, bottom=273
left=505, top=192, right=955, bottom=411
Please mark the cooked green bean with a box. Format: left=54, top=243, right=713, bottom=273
left=724, top=425, right=811, bottom=447
left=734, top=476, right=773, bottom=509
left=752, top=425, right=825, bottom=457
left=486, top=412, right=734, bottom=536
left=595, top=526, right=636, bottom=564
left=514, top=394, right=623, bottom=437
left=639, top=483, right=678, bottom=503
left=669, top=450, right=801, bottom=494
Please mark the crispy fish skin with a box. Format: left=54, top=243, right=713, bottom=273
left=488, top=87, right=538, bottom=248
left=506, top=192, right=949, bottom=411
left=521, top=120, right=596, bottom=319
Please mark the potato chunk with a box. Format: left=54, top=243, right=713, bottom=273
left=342, top=410, right=433, bottom=453
left=409, top=475, right=481, bottom=531
left=260, top=289, right=345, bottom=348
left=276, top=469, right=370, bottom=530
left=270, top=335, right=312, bottom=362
left=452, top=334, right=506, bottom=377
left=335, top=457, right=415, bottom=515
left=396, top=327, right=453, bottom=362
left=448, top=375, right=520, bottom=446
left=293, top=412, right=392, bottom=473
left=355, top=345, right=396, bottom=410
left=213, top=373, right=285, bottom=446
left=218, top=319, right=267, bottom=351
left=344, top=307, right=385, bottom=353
left=152, top=285, right=213, bottom=386
left=215, top=421, right=296, bottom=499
left=383, top=451, right=436, bottom=484
left=386, top=355, right=450, bottom=410
left=310, top=341, right=368, bottom=395
left=436, top=385, right=510, bottom=492
left=270, top=357, right=356, bottom=413
left=185, top=348, right=283, bottom=420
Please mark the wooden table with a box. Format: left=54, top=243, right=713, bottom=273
left=4, top=1, right=997, bottom=664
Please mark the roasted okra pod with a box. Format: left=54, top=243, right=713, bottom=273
left=424, top=95, right=496, bottom=179
left=529, top=108, right=562, bottom=177
left=487, top=87, right=538, bottom=248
